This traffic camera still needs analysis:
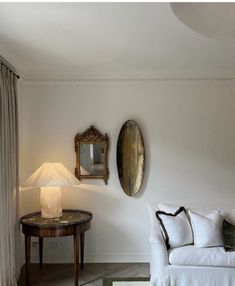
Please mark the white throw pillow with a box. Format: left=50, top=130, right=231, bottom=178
left=189, top=210, right=223, bottom=248
left=156, top=205, right=193, bottom=249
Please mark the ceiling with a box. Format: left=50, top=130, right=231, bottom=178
left=171, top=3, right=235, bottom=42
left=1, top=3, right=235, bottom=80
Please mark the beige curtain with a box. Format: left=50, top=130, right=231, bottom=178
left=0, top=63, right=19, bottom=286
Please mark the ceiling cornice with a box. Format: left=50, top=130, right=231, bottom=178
left=22, top=74, right=235, bottom=84
left=2, top=42, right=235, bottom=84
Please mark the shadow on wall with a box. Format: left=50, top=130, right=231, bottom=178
left=62, top=184, right=142, bottom=259
left=19, top=184, right=120, bottom=216
left=19, top=184, right=142, bottom=262
left=20, top=187, right=41, bottom=215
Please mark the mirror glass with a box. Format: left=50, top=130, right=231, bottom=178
left=80, top=143, right=104, bottom=175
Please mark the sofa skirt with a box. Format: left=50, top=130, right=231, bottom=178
left=151, top=265, right=235, bottom=286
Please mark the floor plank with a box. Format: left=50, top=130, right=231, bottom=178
left=18, top=263, right=150, bottom=286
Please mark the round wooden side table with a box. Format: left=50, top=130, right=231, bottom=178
left=20, top=209, right=92, bottom=286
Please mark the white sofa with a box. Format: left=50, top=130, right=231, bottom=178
left=148, top=203, right=235, bottom=286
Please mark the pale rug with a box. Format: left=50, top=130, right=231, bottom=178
left=103, top=277, right=150, bottom=286
left=113, top=282, right=150, bottom=286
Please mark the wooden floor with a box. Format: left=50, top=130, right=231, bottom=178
left=18, top=263, right=150, bottom=286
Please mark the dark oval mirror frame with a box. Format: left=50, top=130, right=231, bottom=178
left=116, top=120, right=145, bottom=196
left=75, top=125, right=109, bottom=184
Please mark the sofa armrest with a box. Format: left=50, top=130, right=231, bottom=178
left=150, top=237, right=169, bottom=274
left=147, top=204, right=169, bottom=277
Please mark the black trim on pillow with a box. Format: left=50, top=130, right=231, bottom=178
left=222, top=219, right=235, bottom=252
left=155, top=206, right=186, bottom=250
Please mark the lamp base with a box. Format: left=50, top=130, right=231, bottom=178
left=40, top=187, right=62, bottom=218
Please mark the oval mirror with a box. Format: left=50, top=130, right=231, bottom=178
left=116, top=120, right=145, bottom=196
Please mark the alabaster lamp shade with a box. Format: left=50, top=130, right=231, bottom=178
left=23, top=162, right=80, bottom=218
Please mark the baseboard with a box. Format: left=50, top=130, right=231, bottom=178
left=30, top=253, right=149, bottom=263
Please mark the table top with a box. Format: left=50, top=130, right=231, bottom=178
left=20, top=209, right=92, bottom=228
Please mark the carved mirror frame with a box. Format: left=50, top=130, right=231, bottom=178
left=75, top=125, right=109, bottom=184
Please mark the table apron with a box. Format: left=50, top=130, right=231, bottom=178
left=22, top=221, right=91, bottom=237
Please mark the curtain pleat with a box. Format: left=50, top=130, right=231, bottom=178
left=0, top=64, right=19, bottom=286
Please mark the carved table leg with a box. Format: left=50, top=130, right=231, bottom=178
left=25, top=235, right=31, bottom=286
left=39, top=237, right=43, bottom=269
left=80, top=232, right=85, bottom=269
left=74, top=231, right=80, bottom=286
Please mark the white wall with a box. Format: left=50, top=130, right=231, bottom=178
left=20, top=79, right=235, bottom=263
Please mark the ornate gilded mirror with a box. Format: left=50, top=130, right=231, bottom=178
left=75, top=126, right=109, bottom=184
left=117, top=120, right=145, bottom=196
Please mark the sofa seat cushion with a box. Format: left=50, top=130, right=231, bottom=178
left=169, top=245, right=235, bottom=267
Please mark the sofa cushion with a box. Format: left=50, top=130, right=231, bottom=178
left=169, top=245, right=235, bottom=267
left=155, top=206, right=193, bottom=249
left=189, top=210, right=223, bottom=247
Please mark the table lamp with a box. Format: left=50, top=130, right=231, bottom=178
left=23, top=162, right=80, bottom=218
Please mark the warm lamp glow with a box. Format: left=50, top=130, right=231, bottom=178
left=23, top=162, right=80, bottom=218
